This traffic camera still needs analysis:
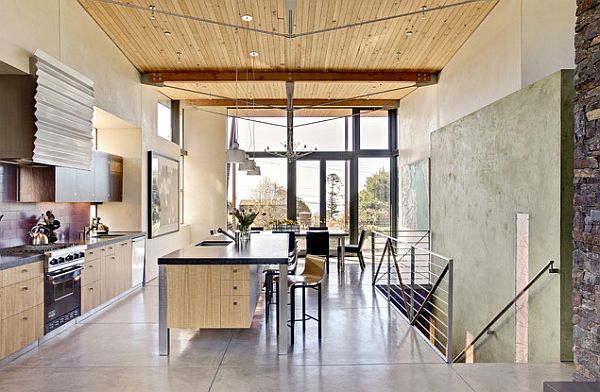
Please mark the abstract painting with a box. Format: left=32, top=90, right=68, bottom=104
left=148, top=151, right=179, bottom=238
left=400, top=158, right=430, bottom=230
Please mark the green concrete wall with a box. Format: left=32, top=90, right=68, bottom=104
left=430, top=70, right=574, bottom=362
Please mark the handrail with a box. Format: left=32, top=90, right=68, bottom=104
left=372, top=231, right=451, bottom=262
left=371, top=230, right=455, bottom=362
left=452, top=260, right=559, bottom=363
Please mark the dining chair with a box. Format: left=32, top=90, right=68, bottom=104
left=306, top=229, right=330, bottom=273
left=275, top=254, right=326, bottom=344
left=337, top=229, right=367, bottom=270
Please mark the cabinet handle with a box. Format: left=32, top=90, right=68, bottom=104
left=22, top=316, right=28, bottom=321
left=233, top=268, right=238, bottom=273
left=101, top=249, right=105, bottom=252
left=109, top=246, right=113, bottom=250
left=21, top=269, right=28, bottom=273
left=233, top=301, right=238, bottom=305
left=111, top=256, right=116, bottom=260
left=89, top=265, right=94, bottom=268
left=21, top=286, right=29, bottom=291
left=233, top=286, right=238, bottom=290
left=89, top=287, right=94, bottom=291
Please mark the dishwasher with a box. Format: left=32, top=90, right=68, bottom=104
left=131, top=236, right=146, bottom=287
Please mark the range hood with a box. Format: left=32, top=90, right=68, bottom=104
left=0, top=50, right=95, bottom=170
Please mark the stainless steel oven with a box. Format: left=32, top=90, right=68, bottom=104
left=43, top=245, right=87, bottom=334
left=44, top=265, right=82, bottom=333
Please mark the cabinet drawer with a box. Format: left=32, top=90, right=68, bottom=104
left=85, top=248, right=102, bottom=262
left=221, top=280, right=250, bottom=296
left=0, top=262, right=43, bottom=288
left=82, top=259, right=102, bottom=286
left=220, top=295, right=250, bottom=328
left=103, top=244, right=116, bottom=256
left=82, top=282, right=102, bottom=314
left=1, top=277, right=43, bottom=319
left=1, top=304, right=43, bottom=358
left=220, top=265, right=249, bottom=281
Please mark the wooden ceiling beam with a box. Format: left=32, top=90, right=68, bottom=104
left=143, top=70, right=436, bottom=85
left=185, top=98, right=399, bottom=108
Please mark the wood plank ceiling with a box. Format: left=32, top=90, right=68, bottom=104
left=78, top=0, right=498, bottom=108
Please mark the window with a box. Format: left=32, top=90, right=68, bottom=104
left=233, top=117, right=287, bottom=152
left=360, top=112, right=388, bottom=150
left=228, top=158, right=287, bottom=228
left=358, top=158, right=391, bottom=233
left=294, top=111, right=352, bottom=151
left=296, top=161, right=320, bottom=228
left=157, top=99, right=172, bottom=141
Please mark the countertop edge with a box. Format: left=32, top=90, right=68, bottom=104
left=158, top=258, right=288, bottom=265
left=0, top=254, right=45, bottom=271
left=85, top=232, right=146, bottom=249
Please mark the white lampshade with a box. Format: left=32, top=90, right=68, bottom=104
left=238, top=157, right=256, bottom=171
left=247, top=165, right=261, bottom=176
left=226, top=141, right=247, bottom=163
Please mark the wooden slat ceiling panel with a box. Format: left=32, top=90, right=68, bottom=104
left=160, top=81, right=416, bottom=100
left=78, top=0, right=498, bottom=103
left=78, top=0, right=498, bottom=72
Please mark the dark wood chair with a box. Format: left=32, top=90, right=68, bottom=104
left=306, top=230, right=330, bottom=273
left=338, top=229, right=367, bottom=270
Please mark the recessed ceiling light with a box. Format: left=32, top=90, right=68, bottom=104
left=249, top=51, right=260, bottom=57
left=149, top=5, right=157, bottom=20
left=164, top=31, right=172, bottom=37
left=420, top=6, right=428, bottom=20
left=241, top=14, right=253, bottom=22
left=405, top=30, right=414, bottom=37
left=176, top=52, right=183, bottom=63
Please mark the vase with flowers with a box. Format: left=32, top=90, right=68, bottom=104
left=231, top=208, right=264, bottom=241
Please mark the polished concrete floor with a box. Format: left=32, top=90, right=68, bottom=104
left=0, top=260, right=573, bottom=391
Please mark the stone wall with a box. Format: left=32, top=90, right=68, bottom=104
left=573, top=0, right=600, bottom=382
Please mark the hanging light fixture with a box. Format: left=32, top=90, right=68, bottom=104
left=247, top=165, right=261, bottom=176
left=226, top=118, right=247, bottom=162
left=238, top=156, right=256, bottom=171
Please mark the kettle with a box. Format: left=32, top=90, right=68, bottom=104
left=29, top=225, right=49, bottom=245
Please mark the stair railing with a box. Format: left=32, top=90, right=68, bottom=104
left=371, top=231, right=454, bottom=363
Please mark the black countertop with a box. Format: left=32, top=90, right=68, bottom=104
left=158, top=233, right=289, bottom=265
left=0, top=232, right=145, bottom=271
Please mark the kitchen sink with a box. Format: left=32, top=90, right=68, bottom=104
left=92, top=234, right=123, bottom=238
left=196, top=240, right=233, bottom=247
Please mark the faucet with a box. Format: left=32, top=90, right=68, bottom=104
left=217, top=227, right=238, bottom=243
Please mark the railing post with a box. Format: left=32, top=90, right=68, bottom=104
left=371, top=232, right=375, bottom=283
left=446, top=259, right=454, bottom=363
left=387, top=239, right=391, bottom=303
left=410, top=246, right=416, bottom=321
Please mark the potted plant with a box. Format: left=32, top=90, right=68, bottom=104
left=231, top=208, right=264, bottom=241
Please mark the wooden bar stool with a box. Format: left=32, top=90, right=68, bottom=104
left=275, top=255, right=326, bottom=344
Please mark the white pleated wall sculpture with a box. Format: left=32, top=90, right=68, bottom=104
left=31, top=50, right=95, bottom=170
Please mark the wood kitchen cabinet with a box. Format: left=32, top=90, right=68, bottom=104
left=0, top=262, right=44, bottom=359
left=18, top=151, right=123, bottom=203
left=85, top=239, right=133, bottom=313
left=166, top=264, right=261, bottom=329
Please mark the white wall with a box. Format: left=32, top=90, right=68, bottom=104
left=0, top=0, right=191, bottom=282
left=399, top=0, right=576, bottom=164
left=183, top=108, right=228, bottom=243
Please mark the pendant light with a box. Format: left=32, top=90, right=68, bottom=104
left=238, top=156, right=256, bottom=171
left=247, top=165, right=261, bottom=175
left=226, top=113, right=246, bottom=163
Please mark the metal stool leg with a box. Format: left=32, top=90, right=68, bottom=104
left=317, top=282, right=322, bottom=339
left=302, top=285, right=306, bottom=333
left=275, top=280, right=279, bottom=335
left=290, top=286, right=296, bottom=345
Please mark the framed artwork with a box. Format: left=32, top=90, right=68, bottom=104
left=400, top=158, right=430, bottom=230
left=148, top=151, right=180, bottom=238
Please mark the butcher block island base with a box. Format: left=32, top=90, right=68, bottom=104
left=166, top=264, right=261, bottom=329
left=158, top=233, right=291, bottom=355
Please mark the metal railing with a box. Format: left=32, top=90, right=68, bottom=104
left=371, top=231, right=454, bottom=363
left=452, top=259, right=559, bottom=363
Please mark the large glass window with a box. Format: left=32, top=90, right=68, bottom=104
left=294, top=110, right=352, bottom=151
left=233, top=117, right=287, bottom=152
left=296, top=161, right=320, bottom=228
left=157, top=99, right=172, bottom=141
left=228, top=158, right=287, bottom=229
left=360, top=112, right=388, bottom=150
left=358, top=158, right=391, bottom=233
left=325, top=161, right=349, bottom=231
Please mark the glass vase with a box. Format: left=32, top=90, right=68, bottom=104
left=239, top=226, right=251, bottom=242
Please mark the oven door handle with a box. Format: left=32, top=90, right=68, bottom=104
left=48, top=266, right=83, bottom=280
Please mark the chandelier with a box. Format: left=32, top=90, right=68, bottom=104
left=265, top=141, right=316, bottom=161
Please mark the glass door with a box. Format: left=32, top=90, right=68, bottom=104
left=324, top=160, right=349, bottom=231
left=296, top=160, right=321, bottom=229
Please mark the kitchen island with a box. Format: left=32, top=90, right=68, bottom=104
left=157, top=233, right=290, bottom=355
